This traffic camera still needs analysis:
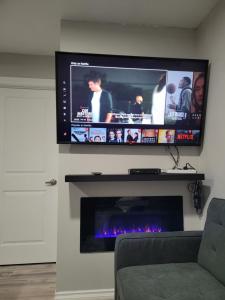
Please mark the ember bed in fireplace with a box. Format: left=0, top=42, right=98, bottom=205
left=80, top=196, right=183, bottom=253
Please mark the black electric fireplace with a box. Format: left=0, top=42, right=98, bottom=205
left=80, top=196, right=183, bottom=253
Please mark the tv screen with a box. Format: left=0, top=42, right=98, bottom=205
left=56, top=52, right=208, bottom=145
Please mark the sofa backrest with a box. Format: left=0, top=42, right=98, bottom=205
left=198, top=198, right=225, bottom=286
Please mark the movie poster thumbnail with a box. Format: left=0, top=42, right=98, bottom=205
left=71, top=127, right=89, bottom=143
left=141, top=129, right=158, bottom=144
left=191, top=72, right=205, bottom=113
left=158, top=129, right=175, bottom=144
left=89, top=128, right=107, bottom=143
left=124, top=128, right=142, bottom=144
left=164, top=71, right=194, bottom=124
left=175, top=130, right=200, bottom=144
left=189, top=72, right=205, bottom=126
left=107, top=128, right=124, bottom=143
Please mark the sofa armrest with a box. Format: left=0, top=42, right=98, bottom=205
left=115, top=231, right=202, bottom=272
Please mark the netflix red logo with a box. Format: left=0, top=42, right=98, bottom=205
left=177, top=134, right=194, bottom=140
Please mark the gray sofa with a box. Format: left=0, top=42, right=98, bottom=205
left=115, top=198, right=225, bottom=300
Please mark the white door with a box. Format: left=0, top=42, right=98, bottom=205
left=0, top=85, right=58, bottom=264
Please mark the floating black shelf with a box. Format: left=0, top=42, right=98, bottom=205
left=65, top=173, right=205, bottom=214
left=65, top=173, right=205, bottom=183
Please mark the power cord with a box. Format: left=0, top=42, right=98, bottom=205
left=167, top=146, right=202, bottom=214
left=167, top=145, right=181, bottom=169
left=188, top=181, right=202, bottom=214
left=183, top=162, right=196, bottom=170
left=167, top=146, right=197, bottom=171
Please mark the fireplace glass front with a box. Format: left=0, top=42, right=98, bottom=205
left=80, top=196, right=183, bottom=253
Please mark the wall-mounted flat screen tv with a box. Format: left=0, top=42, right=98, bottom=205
left=56, top=51, right=208, bottom=145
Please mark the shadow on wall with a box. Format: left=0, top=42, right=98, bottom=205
left=199, top=181, right=212, bottom=217
left=202, top=184, right=212, bottom=209
left=68, top=180, right=200, bottom=221
left=59, top=144, right=202, bottom=156
left=69, top=183, right=81, bottom=219
left=68, top=181, right=144, bottom=219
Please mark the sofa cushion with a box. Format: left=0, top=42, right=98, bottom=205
left=198, top=198, right=225, bottom=285
left=117, top=262, right=225, bottom=300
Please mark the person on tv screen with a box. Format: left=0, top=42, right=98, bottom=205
left=94, top=135, right=101, bottom=142
left=115, top=129, right=123, bottom=143
left=151, top=73, right=166, bottom=124
left=126, top=129, right=133, bottom=143
left=133, top=132, right=139, bottom=143
left=169, top=76, right=192, bottom=113
left=84, top=134, right=89, bottom=142
left=191, top=73, right=205, bottom=113
left=165, top=130, right=174, bottom=143
left=131, top=95, right=144, bottom=123
left=108, top=130, right=116, bottom=143
left=87, top=73, right=113, bottom=123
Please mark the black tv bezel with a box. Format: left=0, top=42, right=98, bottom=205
left=55, top=51, right=209, bottom=146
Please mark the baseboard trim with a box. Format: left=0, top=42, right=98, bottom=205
left=55, top=289, right=114, bottom=300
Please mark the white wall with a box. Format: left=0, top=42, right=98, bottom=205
left=56, top=21, right=203, bottom=293
left=0, top=53, right=54, bottom=79
left=61, top=21, right=196, bottom=58
left=196, top=0, right=225, bottom=225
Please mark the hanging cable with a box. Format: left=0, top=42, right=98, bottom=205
left=167, top=145, right=181, bottom=169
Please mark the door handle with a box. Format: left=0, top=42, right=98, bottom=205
left=45, top=179, right=57, bottom=186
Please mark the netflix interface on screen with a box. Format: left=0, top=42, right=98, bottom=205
left=56, top=52, right=208, bottom=145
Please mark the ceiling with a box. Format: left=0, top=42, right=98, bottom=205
left=62, top=0, right=219, bottom=28
left=0, top=0, right=220, bottom=55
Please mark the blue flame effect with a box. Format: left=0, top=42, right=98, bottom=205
left=95, top=225, right=163, bottom=238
